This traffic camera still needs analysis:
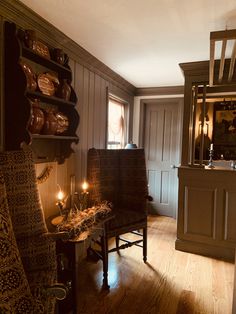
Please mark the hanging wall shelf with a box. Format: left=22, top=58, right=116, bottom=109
left=4, top=21, right=80, bottom=163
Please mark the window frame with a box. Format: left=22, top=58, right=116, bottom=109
left=106, top=92, right=130, bottom=149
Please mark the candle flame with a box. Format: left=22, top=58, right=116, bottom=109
left=82, top=181, right=89, bottom=191
left=57, top=190, right=64, bottom=201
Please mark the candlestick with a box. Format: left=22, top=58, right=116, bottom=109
left=208, top=145, right=215, bottom=169
left=57, top=190, right=64, bottom=202
left=70, top=175, right=76, bottom=209
left=82, top=181, right=88, bottom=193
left=80, top=181, right=89, bottom=210
left=56, top=185, right=66, bottom=216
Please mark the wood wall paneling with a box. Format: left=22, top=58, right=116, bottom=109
left=36, top=154, right=76, bottom=220
left=88, top=71, right=95, bottom=149
left=82, top=67, right=90, bottom=177
left=0, top=1, right=135, bottom=220
left=74, top=62, right=83, bottom=183
left=99, top=78, right=108, bottom=148
left=72, top=63, right=134, bottom=184
left=93, top=74, right=102, bottom=148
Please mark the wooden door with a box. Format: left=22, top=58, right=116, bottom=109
left=144, top=99, right=182, bottom=218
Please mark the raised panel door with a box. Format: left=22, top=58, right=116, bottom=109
left=144, top=99, right=182, bottom=217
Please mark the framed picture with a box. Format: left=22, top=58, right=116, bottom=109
left=213, top=102, right=236, bottom=159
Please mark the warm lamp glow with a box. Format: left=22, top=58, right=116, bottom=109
left=82, top=181, right=89, bottom=192
left=198, top=121, right=209, bottom=136
left=56, top=185, right=66, bottom=216
left=80, top=181, right=89, bottom=210
left=203, top=123, right=209, bottom=135
left=57, top=190, right=64, bottom=201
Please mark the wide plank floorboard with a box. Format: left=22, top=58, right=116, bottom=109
left=75, top=216, right=234, bottom=314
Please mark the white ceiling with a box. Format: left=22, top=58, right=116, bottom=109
left=19, top=0, right=236, bottom=88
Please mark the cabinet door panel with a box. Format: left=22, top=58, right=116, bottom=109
left=223, top=189, right=236, bottom=242
left=183, top=185, right=217, bottom=243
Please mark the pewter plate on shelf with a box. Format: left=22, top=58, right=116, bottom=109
left=45, top=72, right=60, bottom=93
left=37, top=73, right=55, bottom=96
left=56, top=112, right=69, bottom=134
left=33, top=40, right=51, bottom=59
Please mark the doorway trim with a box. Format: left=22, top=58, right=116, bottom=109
left=139, top=97, right=184, bottom=154
left=139, top=97, right=184, bottom=218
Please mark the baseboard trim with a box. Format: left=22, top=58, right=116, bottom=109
left=175, top=239, right=235, bottom=262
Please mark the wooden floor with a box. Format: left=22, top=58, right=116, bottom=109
left=75, top=216, right=234, bottom=314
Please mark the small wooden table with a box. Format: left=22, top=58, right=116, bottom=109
left=55, top=218, right=111, bottom=314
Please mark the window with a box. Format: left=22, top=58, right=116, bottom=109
left=107, top=95, right=128, bottom=149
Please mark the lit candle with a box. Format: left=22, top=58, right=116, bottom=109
left=80, top=181, right=89, bottom=210
left=56, top=186, right=65, bottom=216
left=210, top=143, right=213, bottom=150
left=81, top=181, right=89, bottom=193
left=57, top=190, right=64, bottom=201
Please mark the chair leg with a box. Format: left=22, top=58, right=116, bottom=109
left=143, top=227, right=147, bottom=263
left=101, top=233, right=110, bottom=290
left=115, top=236, right=119, bottom=249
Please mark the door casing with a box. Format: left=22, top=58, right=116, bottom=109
left=139, top=97, right=183, bottom=218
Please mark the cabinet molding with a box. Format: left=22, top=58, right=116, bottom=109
left=135, top=86, right=184, bottom=96
left=183, top=186, right=217, bottom=240
left=223, top=189, right=236, bottom=242
left=177, top=166, right=236, bottom=261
